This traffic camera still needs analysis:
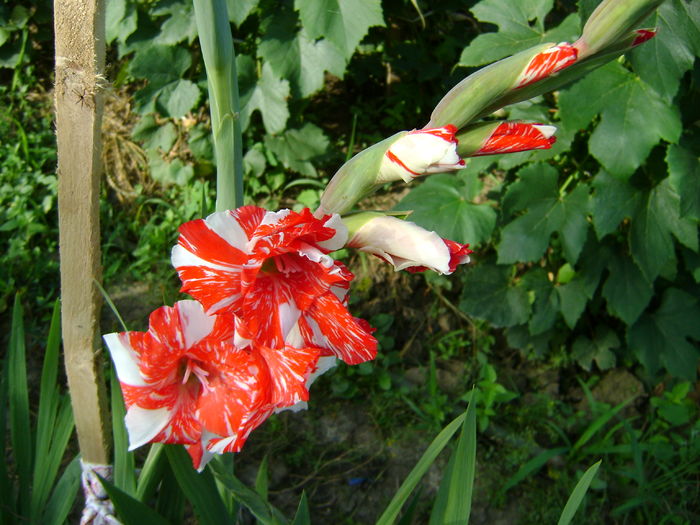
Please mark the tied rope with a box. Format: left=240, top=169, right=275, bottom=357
left=80, top=460, right=120, bottom=525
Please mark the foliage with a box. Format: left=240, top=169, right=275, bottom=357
left=398, top=0, right=700, bottom=382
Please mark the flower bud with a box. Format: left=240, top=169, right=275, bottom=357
left=318, top=126, right=464, bottom=216
left=344, top=212, right=472, bottom=275
left=456, top=121, right=557, bottom=157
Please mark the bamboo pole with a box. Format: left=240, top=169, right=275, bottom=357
left=54, top=0, right=110, bottom=465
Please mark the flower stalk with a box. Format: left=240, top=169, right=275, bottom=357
left=193, top=0, right=244, bottom=211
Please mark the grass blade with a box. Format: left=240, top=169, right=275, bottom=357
left=137, top=444, right=166, bottom=501
left=41, top=455, right=81, bottom=525
left=166, top=445, right=233, bottom=524
left=291, top=490, right=310, bottom=525
left=255, top=455, right=270, bottom=501
left=99, top=474, right=172, bottom=525
left=500, top=447, right=569, bottom=494
left=376, top=410, right=467, bottom=525
left=0, top=349, right=13, bottom=523
left=557, top=460, right=602, bottom=525
left=8, top=295, right=33, bottom=516
left=572, top=399, right=632, bottom=453
left=439, top=390, right=477, bottom=523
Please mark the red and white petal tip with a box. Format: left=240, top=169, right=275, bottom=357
left=380, top=125, right=465, bottom=183
left=474, top=122, right=557, bottom=156
left=516, top=43, right=578, bottom=88
left=632, top=29, right=656, bottom=47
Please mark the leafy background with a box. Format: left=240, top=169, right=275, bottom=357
left=1, top=0, right=699, bottom=522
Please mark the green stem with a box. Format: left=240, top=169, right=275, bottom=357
left=192, top=0, right=244, bottom=211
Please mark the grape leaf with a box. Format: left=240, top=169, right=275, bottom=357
left=395, top=173, right=497, bottom=246
left=572, top=327, right=619, bottom=372
left=556, top=277, right=588, bottom=328
left=263, top=123, right=330, bottom=177
left=238, top=58, right=290, bottom=134
left=259, top=9, right=346, bottom=98
left=152, top=2, right=197, bottom=45
left=106, top=0, right=137, bottom=45
left=628, top=288, right=700, bottom=379
left=667, top=144, right=700, bottom=220
left=459, top=264, right=530, bottom=328
left=459, top=0, right=580, bottom=67
left=226, top=0, right=259, bottom=26
left=629, top=0, right=700, bottom=101
left=630, top=177, right=696, bottom=281
left=602, top=253, right=653, bottom=324
left=498, top=164, right=589, bottom=264
left=522, top=268, right=559, bottom=335
left=590, top=170, right=642, bottom=239
left=295, top=0, right=384, bottom=60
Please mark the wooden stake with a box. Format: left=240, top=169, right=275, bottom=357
left=54, top=0, right=110, bottom=464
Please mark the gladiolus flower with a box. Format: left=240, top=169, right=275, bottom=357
left=378, top=125, right=466, bottom=184
left=467, top=122, right=557, bottom=156
left=345, top=213, right=472, bottom=274
left=172, top=206, right=377, bottom=366
left=515, top=43, right=578, bottom=88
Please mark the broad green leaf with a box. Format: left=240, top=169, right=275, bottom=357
left=572, top=328, right=619, bottom=371
left=667, top=144, right=700, bottom=220
left=259, top=8, right=346, bottom=97
left=630, top=178, right=694, bottom=281
left=166, top=446, right=232, bottom=525
left=132, top=115, right=177, bottom=152
left=522, top=268, right=559, bottom=335
left=295, top=0, right=384, bottom=59
left=148, top=152, right=194, bottom=187
left=238, top=58, right=290, bottom=134
left=105, top=0, right=138, bottom=45
left=628, top=288, right=700, bottom=379
left=629, top=0, right=700, bottom=101
left=559, top=61, right=682, bottom=177
left=263, top=123, right=330, bottom=177
left=498, top=164, right=589, bottom=264
left=395, top=173, right=497, bottom=246
left=376, top=410, right=467, bottom=525
left=459, top=0, right=580, bottom=66
left=577, top=0, right=600, bottom=22
left=459, top=264, right=530, bottom=327
left=227, top=0, right=259, bottom=26
left=602, top=254, right=652, bottom=324
left=590, top=170, right=642, bottom=239
left=152, top=2, right=198, bottom=45
left=556, top=277, right=588, bottom=328
left=557, top=461, right=602, bottom=525
left=130, top=45, right=192, bottom=84
left=156, top=79, right=200, bottom=118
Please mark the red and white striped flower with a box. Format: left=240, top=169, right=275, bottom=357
left=471, top=122, right=556, bottom=156
left=515, top=43, right=578, bottom=88
left=172, top=206, right=377, bottom=366
left=346, top=214, right=472, bottom=274
left=378, top=125, right=466, bottom=183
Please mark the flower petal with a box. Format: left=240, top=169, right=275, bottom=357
left=516, top=43, right=578, bottom=88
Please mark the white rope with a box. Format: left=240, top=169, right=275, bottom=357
left=79, top=460, right=121, bottom=525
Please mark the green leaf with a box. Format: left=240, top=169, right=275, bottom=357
left=432, top=390, right=477, bottom=524
left=459, top=0, right=580, bottom=66
left=263, top=123, right=330, bottom=177
left=561, top=62, right=681, bottom=177
left=255, top=455, right=269, bottom=501
left=42, top=456, right=81, bottom=525
left=238, top=58, right=290, bottom=134
left=130, top=45, right=192, bottom=84
left=557, top=461, right=602, bottom=525
left=99, top=475, right=172, bottom=525
left=459, top=264, right=530, bottom=328
left=152, top=2, right=198, bottom=45
left=395, top=172, right=497, bottom=246
left=148, top=152, right=194, bottom=187
left=132, top=115, right=178, bottom=152
left=259, top=8, right=346, bottom=97
left=227, top=0, right=259, bottom=26
left=166, top=446, right=232, bottom=525
left=667, top=144, right=700, bottom=220
left=630, top=178, right=694, bottom=281
left=9, top=295, right=32, bottom=516
left=590, top=170, right=642, bottom=239
left=295, top=0, right=384, bottom=60
left=156, top=79, right=200, bottom=119
left=629, top=0, right=700, bottom=101
left=628, top=288, right=700, bottom=379
left=111, top=370, right=136, bottom=495
left=105, top=0, right=138, bottom=45
left=498, top=164, right=589, bottom=264
left=291, top=491, right=311, bottom=525
left=556, top=277, right=588, bottom=328
left=376, top=410, right=467, bottom=525
left=501, top=447, right=569, bottom=494
left=522, top=268, right=559, bottom=335
left=602, top=254, right=653, bottom=324
left=572, top=328, right=619, bottom=371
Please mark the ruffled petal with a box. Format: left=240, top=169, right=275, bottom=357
left=257, top=344, right=320, bottom=407
left=516, top=43, right=577, bottom=88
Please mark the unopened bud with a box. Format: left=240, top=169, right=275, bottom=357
left=457, top=121, right=557, bottom=157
